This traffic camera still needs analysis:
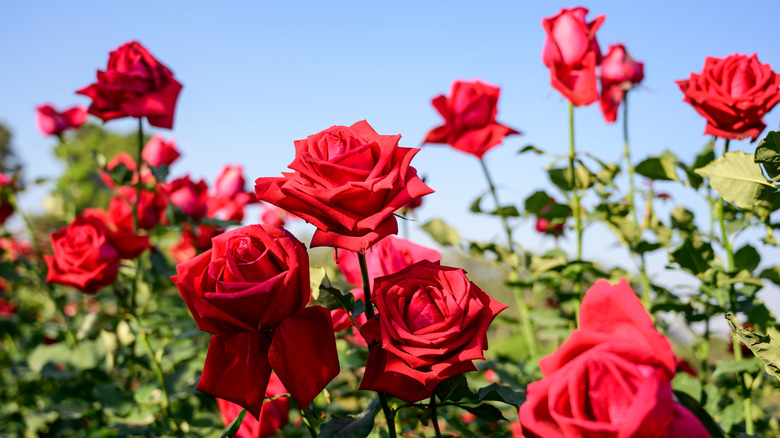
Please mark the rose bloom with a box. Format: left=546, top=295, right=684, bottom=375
left=424, top=80, right=520, bottom=159
left=542, top=7, right=605, bottom=106
left=600, top=44, right=644, bottom=123
left=0, top=173, right=15, bottom=225
left=77, top=41, right=182, bottom=129
left=255, top=120, right=433, bottom=252
left=45, top=211, right=150, bottom=294
left=677, top=53, right=780, bottom=141
left=108, top=186, right=167, bottom=232
left=171, top=224, right=223, bottom=264
left=172, top=225, right=339, bottom=418
left=359, top=260, right=506, bottom=402
left=142, top=135, right=180, bottom=167
left=35, top=104, right=87, bottom=137
left=518, top=279, right=708, bottom=437
left=99, top=152, right=153, bottom=189
left=164, top=175, right=209, bottom=220
left=260, top=204, right=292, bottom=227
left=207, top=165, right=256, bottom=222
left=217, top=373, right=290, bottom=438
left=535, top=199, right=566, bottom=236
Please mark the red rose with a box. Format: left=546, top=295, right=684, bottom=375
left=142, top=135, right=180, bottom=167
left=260, top=204, right=292, bottom=227
left=255, top=120, right=433, bottom=252
left=207, top=165, right=256, bottom=222
left=171, top=224, right=223, bottom=264
left=172, top=225, right=339, bottom=418
left=535, top=199, right=566, bottom=236
left=217, top=373, right=290, bottom=438
left=600, top=44, right=644, bottom=123
left=0, top=174, right=15, bottom=225
left=518, top=279, right=708, bottom=437
left=108, top=186, right=167, bottom=232
left=35, top=104, right=87, bottom=137
left=335, top=235, right=441, bottom=288
left=359, top=260, right=506, bottom=402
left=677, top=53, right=780, bottom=141
left=424, top=80, right=520, bottom=159
left=45, top=211, right=151, bottom=294
left=77, top=41, right=183, bottom=129
left=0, top=297, right=16, bottom=318
left=164, top=175, right=209, bottom=220
left=542, top=7, right=605, bottom=106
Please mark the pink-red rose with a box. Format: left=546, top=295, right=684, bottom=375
left=207, top=165, right=256, bottom=222
left=217, top=373, right=290, bottom=438
left=600, top=44, right=644, bottom=123
left=142, top=135, right=180, bottom=167
left=518, top=279, right=708, bottom=437
left=677, top=53, right=780, bottom=141
left=424, top=80, right=520, bottom=159
left=164, top=175, right=209, bottom=220
left=359, top=260, right=506, bottom=402
left=45, top=211, right=150, bottom=294
left=108, top=186, right=167, bottom=232
left=77, top=41, right=183, bottom=129
left=255, top=120, right=433, bottom=252
left=172, top=225, right=339, bottom=418
left=542, top=7, right=605, bottom=106
left=35, top=104, right=87, bottom=137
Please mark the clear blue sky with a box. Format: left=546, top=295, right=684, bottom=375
left=2, top=1, right=780, bottom=302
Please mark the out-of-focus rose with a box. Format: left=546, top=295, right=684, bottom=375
left=518, top=279, right=708, bottom=437
left=172, top=225, right=339, bottom=418
left=360, top=260, right=506, bottom=402
left=99, top=153, right=153, bottom=189
left=217, top=373, right=290, bottom=438
left=0, top=237, right=32, bottom=261
left=600, top=44, right=644, bottom=123
left=45, top=211, right=150, bottom=294
left=0, top=174, right=15, bottom=225
left=77, top=41, right=182, bottom=129
left=677, top=53, right=780, bottom=141
left=260, top=204, right=292, bottom=228
left=35, top=104, right=87, bottom=137
left=171, top=224, right=223, bottom=264
left=0, top=297, right=15, bottom=318
left=542, top=7, right=605, bottom=106
left=142, top=135, right=180, bottom=167
left=534, top=198, right=566, bottom=236
left=207, top=165, right=256, bottom=222
left=255, top=120, right=433, bottom=252
left=108, top=186, right=167, bottom=231
left=424, top=80, right=519, bottom=159
left=164, top=176, right=209, bottom=220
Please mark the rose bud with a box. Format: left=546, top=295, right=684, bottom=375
left=35, top=104, right=87, bottom=137
left=142, top=135, right=180, bottom=168
left=599, top=44, right=644, bottom=123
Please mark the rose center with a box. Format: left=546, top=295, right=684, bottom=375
left=403, top=286, right=446, bottom=332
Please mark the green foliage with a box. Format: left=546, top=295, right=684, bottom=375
left=726, top=314, right=780, bottom=382
left=422, top=218, right=461, bottom=247
left=635, top=151, right=679, bottom=181
left=695, top=151, right=775, bottom=208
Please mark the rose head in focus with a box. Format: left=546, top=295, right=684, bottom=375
left=142, top=135, right=180, bottom=167
left=600, top=44, right=644, bottom=123
left=77, top=41, right=183, bottom=129
left=35, top=104, right=88, bottom=137
left=518, top=279, right=708, bottom=437
left=677, top=53, right=780, bottom=141
left=255, top=120, right=433, bottom=252
left=171, top=225, right=339, bottom=418
left=359, top=260, right=507, bottom=402
left=542, top=7, right=605, bottom=106
left=424, top=80, right=520, bottom=159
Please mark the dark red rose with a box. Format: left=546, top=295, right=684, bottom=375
left=518, top=279, right=708, bottom=437
left=542, top=7, right=605, bottom=106
left=600, top=44, right=644, bottom=123
left=255, top=120, right=433, bottom=252
left=164, top=175, right=209, bottom=220
left=172, top=225, right=339, bottom=418
left=217, top=373, right=290, bottom=438
left=35, top=104, right=87, bottom=137
left=424, top=80, right=520, bottom=159
left=677, top=53, right=780, bottom=141
left=108, top=186, right=167, bottom=232
left=0, top=174, right=15, bottom=225
left=77, top=41, right=182, bottom=129
left=142, top=135, right=180, bottom=167
left=45, top=211, right=150, bottom=294
left=359, top=260, right=506, bottom=402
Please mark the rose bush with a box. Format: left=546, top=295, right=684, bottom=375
left=423, top=79, right=519, bottom=159
left=542, top=7, right=605, bottom=106
left=359, top=260, right=506, bottom=402
left=518, top=279, right=708, bottom=437
left=255, top=120, right=433, bottom=252
left=77, top=41, right=183, bottom=129
left=172, top=224, right=339, bottom=418
left=677, top=53, right=780, bottom=141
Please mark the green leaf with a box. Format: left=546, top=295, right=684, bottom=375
left=319, top=398, right=378, bottom=438
left=549, top=165, right=592, bottom=191
left=309, top=266, right=326, bottom=300
left=734, top=245, right=760, bottom=272
left=459, top=404, right=505, bottom=423
left=469, top=194, right=485, bottom=213
left=475, top=383, right=526, bottom=408
left=695, top=151, right=775, bottom=208
left=636, top=153, right=679, bottom=181
left=755, top=130, right=780, bottom=180
left=94, top=383, right=134, bottom=417
left=422, top=219, right=461, bottom=247
left=669, top=238, right=714, bottom=276
left=713, top=357, right=763, bottom=376
left=524, top=191, right=552, bottom=215
left=760, top=266, right=780, bottom=286
left=671, top=206, right=695, bottom=233
left=673, top=391, right=725, bottom=438
left=220, top=408, right=247, bottom=438
left=518, top=144, right=546, bottom=155
left=672, top=372, right=702, bottom=402
left=435, top=374, right=477, bottom=403
left=726, top=314, right=780, bottom=382
left=684, top=141, right=716, bottom=189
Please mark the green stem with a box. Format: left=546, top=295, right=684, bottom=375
left=479, top=159, right=538, bottom=357
left=301, top=408, right=318, bottom=437
left=569, top=102, right=583, bottom=263
left=429, top=395, right=442, bottom=438
left=379, top=393, right=397, bottom=438
left=133, top=315, right=174, bottom=425
left=134, top=118, right=144, bottom=231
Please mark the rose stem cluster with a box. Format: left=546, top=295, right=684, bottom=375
left=478, top=159, right=538, bottom=357
left=356, top=252, right=396, bottom=437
